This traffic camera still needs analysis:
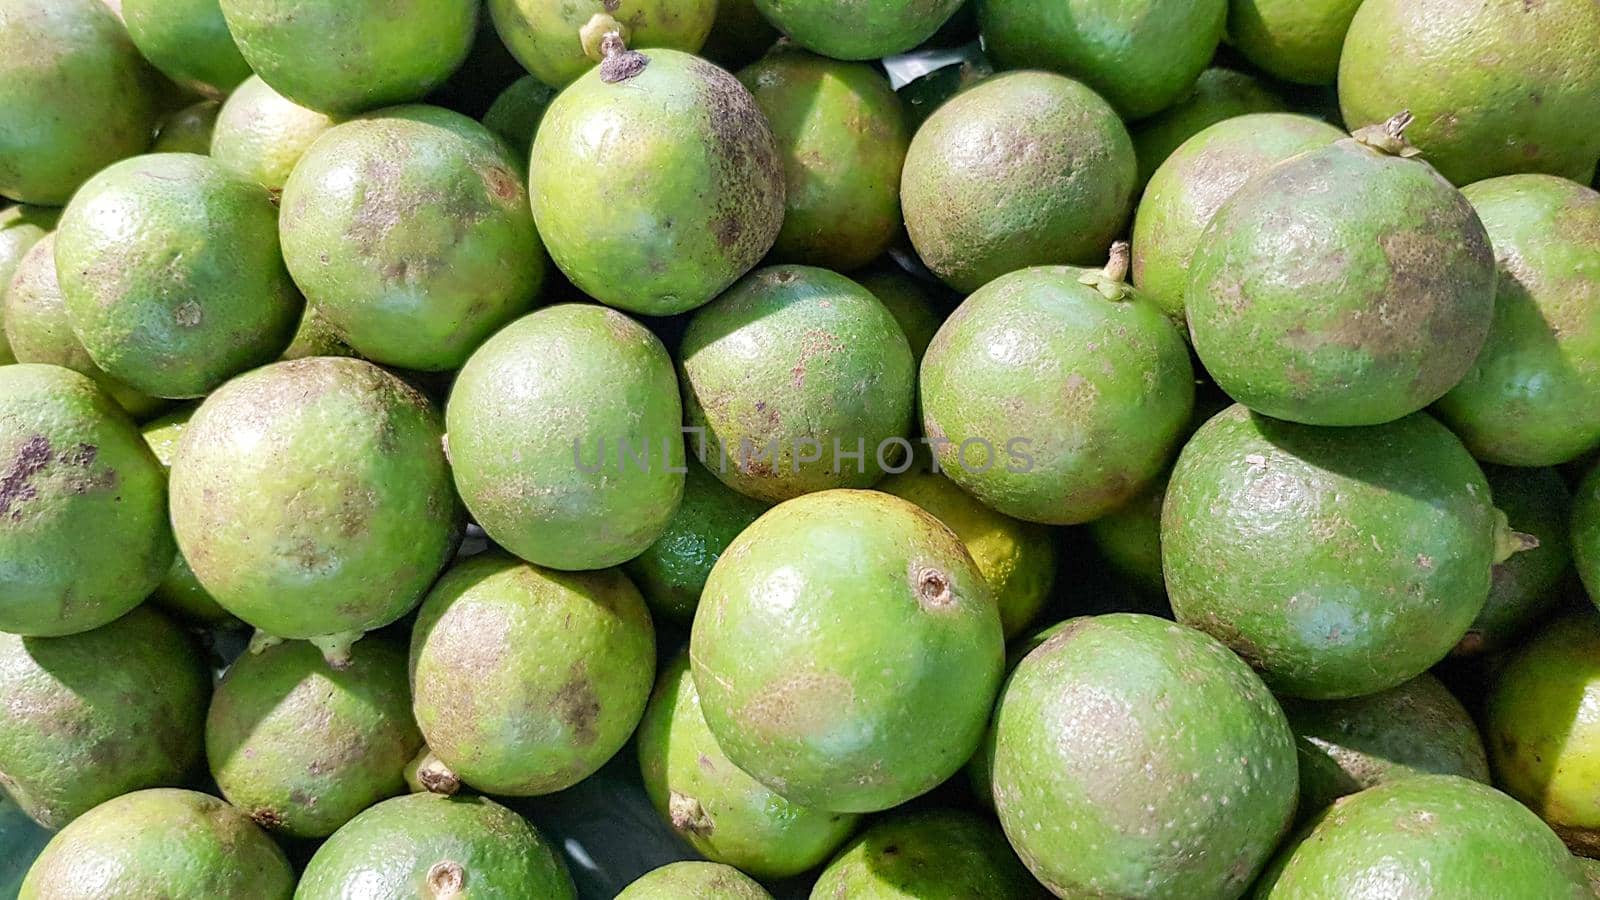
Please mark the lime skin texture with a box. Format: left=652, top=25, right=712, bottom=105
left=0, top=364, right=172, bottom=637
left=168, top=357, right=462, bottom=663
left=17, top=789, right=294, bottom=900
left=294, top=792, right=577, bottom=900
left=0, top=607, right=209, bottom=831
left=690, top=489, right=1005, bottom=815
left=530, top=47, right=784, bottom=317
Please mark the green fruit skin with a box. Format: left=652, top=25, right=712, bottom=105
left=976, top=0, right=1226, bottom=119
left=636, top=654, right=858, bottom=879
left=140, top=405, right=237, bottom=626
left=1228, top=0, right=1363, bottom=86
left=0, top=0, right=159, bottom=205
left=0, top=608, right=209, bottom=829
left=753, top=0, right=963, bottom=60
left=879, top=468, right=1055, bottom=638
left=1436, top=176, right=1600, bottom=465
left=169, top=357, right=462, bottom=642
left=920, top=265, right=1195, bottom=525
left=738, top=48, right=908, bottom=273
left=623, top=463, right=771, bottom=624
left=0, top=204, right=59, bottom=365
left=1187, top=137, right=1498, bottom=426
left=1163, top=405, right=1498, bottom=699
left=619, top=862, right=773, bottom=900
left=295, top=793, right=576, bottom=900
left=1132, top=113, right=1346, bottom=322
left=852, top=262, right=946, bottom=363
left=810, top=809, right=1039, bottom=900
left=1573, top=463, right=1600, bottom=608
left=966, top=621, right=1080, bottom=813
left=54, top=153, right=302, bottom=399
left=151, top=99, right=221, bottom=154
left=279, top=105, right=545, bottom=372
left=1254, top=775, right=1589, bottom=899
left=482, top=75, right=555, bottom=162
left=218, top=0, right=476, bottom=115
left=1486, top=612, right=1600, bottom=855
left=992, top=614, right=1298, bottom=899
left=701, top=0, right=780, bottom=70
left=122, top=0, right=251, bottom=96
left=0, top=365, right=172, bottom=636
left=4, top=234, right=166, bottom=418
left=488, top=0, right=716, bottom=88
left=1086, top=474, right=1167, bottom=595
left=278, top=307, right=357, bottom=361
left=19, top=789, right=293, bottom=900
left=446, top=304, right=685, bottom=570
left=1456, top=465, right=1572, bottom=656
left=680, top=265, right=916, bottom=503
left=0, top=205, right=57, bottom=301
left=902, top=71, right=1137, bottom=294
left=690, top=489, right=1004, bottom=813
left=1081, top=393, right=1231, bottom=593
left=530, top=49, right=784, bottom=316
left=1131, top=68, right=1285, bottom=186
left=410, top=553, right=657, bottom=796
left=1579, top=856, right=1600, bottom=896
left=1338, top=0, right=1600, bottom=187
left=210, top=76, right=340, bottom=198
left=208, top=639, right=422, bottom=839
left=1286, top=673, right=1489, bottom=816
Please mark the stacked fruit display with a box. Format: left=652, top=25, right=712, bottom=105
left=1, top=0, right=1599, bottom=897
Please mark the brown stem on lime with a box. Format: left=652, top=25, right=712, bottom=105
left=247, top=629, right=283, bottom=656
left=668, top=791, right=714, bottom=836
left=1492, top=508, right=1540, bottom=564
left=1078, top=241, right=1134, bottom=300
left=425, top=861, right=466, bottom=898
left=406, top=747, right=461, bottom=796
left=1352, top=110, right=1423, bottom=158
left=586, top=16, right=649, bottom=84
left=310, top=630, right=360, bottom=670
left=1103, top=241, right=1131, bottom=284
left=579, top=13, right=626, bottom=61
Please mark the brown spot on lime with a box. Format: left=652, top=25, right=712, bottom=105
left=1197, top=612, right=1270, bottom=672
left=555, top=666, right=601, bottom=745
left=0, top=435, right=52, bottom=519
left=713, top=214, right=742, bottom=249
left=740, top=671, right=851, bottom=739
left=61, top=443, right=96, bottom=467
left=916, top=567, right=953, bottom=610
left=1452, top=630, right=1486, bottom=657
left=251, top=807, right=284, bottom=829
left=481, top=167, right=519, bottom=204
left=668, top=790, right=714, bottom=836
left=426, top=861, right=466, bottom=897
left=603, top=308, right=637, bottom=343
